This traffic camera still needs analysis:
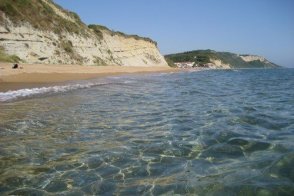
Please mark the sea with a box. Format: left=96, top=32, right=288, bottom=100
left=0, top=69, right=293, bottom=195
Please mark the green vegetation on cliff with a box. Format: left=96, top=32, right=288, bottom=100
left=88, top=24, right=157, bottom=45
left=0, top=0, right=158, bottom=45
left=0, top=0, right=88, bottom=35
left=165, top=50, right=280, bottom=68
left=164, top=57, right=177, bottom=67
left=0, top=46, right=21, bottom=63
left=88, top=25, right=107, bottom=39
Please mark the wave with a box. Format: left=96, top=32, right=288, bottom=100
left=0, top=79, right=136, bottom=102
left=0, top=82, right=106, bottom=102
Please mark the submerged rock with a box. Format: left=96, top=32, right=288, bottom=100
left=228, top=138, right=271, bottom=153
left=45, top=180, right=67, bottom=192
left=9, top=188, right=46, bottom=196
left=269, top=153, right=294, bottom=181
left=199, top=143, right=244, bottom=160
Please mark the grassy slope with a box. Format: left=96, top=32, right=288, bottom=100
left=88, top=24, right=157, bottom=45
left=0, top=0, right=88, bottom=35
left=0, top=0, right=157, bottom=42
left=165, top=50, right=280, bottom=68
left=0, top=46, right=21, bottom=63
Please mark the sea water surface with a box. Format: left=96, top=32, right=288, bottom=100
left=0, top=69, right=293, bottom=195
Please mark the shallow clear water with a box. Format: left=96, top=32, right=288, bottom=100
left=0, top=69, right=293, bottom=195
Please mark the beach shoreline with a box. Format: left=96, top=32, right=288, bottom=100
left=0, top=63, right=177, bottom=92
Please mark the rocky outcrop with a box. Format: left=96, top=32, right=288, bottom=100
left=207, top=59, right=230, bottom=69
left=239, top=55, right=268, bottom=63
left=0, top=0, right=167, bottom=66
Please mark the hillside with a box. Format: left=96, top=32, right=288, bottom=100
left=165, top=50, right=280, bottom=69
left=0, top=0, right=167, bottom=66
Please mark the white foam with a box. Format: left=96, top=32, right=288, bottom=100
left=0, top=82, right=105, bottom=102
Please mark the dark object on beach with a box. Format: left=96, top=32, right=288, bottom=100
left=38, top=57, right=48, bottom=61
left=12, top=63, right=19, bottom=69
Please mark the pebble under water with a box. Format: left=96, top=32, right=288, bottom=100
left=0, top=69, right=293, bottom=195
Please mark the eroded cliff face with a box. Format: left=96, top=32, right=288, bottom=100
left=0, top=0, right=167, bottom=66
left=207, top=59, right=231, bottom=69
left=239, top=55, right=266, bottom=63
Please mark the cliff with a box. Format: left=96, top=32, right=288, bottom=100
left=0, top=0, right=168, bottom=66
left=165, top=50, right=280, bottom=69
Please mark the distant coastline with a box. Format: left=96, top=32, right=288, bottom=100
left=165, top=50, right=280, bottom=69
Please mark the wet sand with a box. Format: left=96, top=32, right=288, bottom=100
left=0, top=63, right=177, bottom=92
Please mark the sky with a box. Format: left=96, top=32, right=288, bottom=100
left=54, top=0, right=294, bottom=67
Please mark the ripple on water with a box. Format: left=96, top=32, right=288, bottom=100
left=269, top=152, right=294, bottom=182
left=199, top=143, right=244, bottom=160
left=237, top=114, right=292, bottom=131
left=0, top=69, right=293, bottom=195
left=228, top=138, right=271, bottom=153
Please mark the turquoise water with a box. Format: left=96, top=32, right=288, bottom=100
left=0, top=69, right=293, bottom=195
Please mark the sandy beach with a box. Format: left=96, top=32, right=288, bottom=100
left=0, top=63, right=176, bottom=91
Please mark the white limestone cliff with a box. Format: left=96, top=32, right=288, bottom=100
left=208, top=59, right=231, bottom=69
left=239, top=55, right=266, bottom=63
left=0, top=0, right=168, bottom=67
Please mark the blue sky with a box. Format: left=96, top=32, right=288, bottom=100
left=54, top=0, right=294, bottom=67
